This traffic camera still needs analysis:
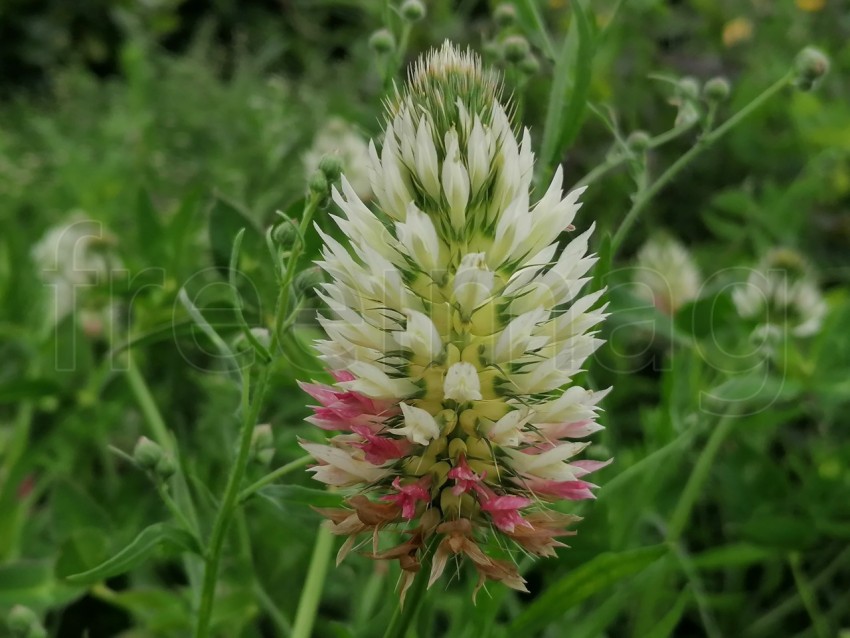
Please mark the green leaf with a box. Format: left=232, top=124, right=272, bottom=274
left=105, top=587, right=192, bottom=632
left=739, top=514, right=817, bottom=550
left=0, top=378, right=60, bottom=404
left=135, top=188, right=166, bottom=265
left=208, top=194, right=264, bottom=277
left=51, top=480, right=114, bottom=537
left=55, top=528, right=112, bottom=579
left=509, top=545, right=668, bottom=634
left=514, top=0, right=557, bottom=60
left=257, top=485, right=344, bottom=510
left=591, top=231, right=612, bottom=293
left=64, top=522, right=202, bottom=585
left=674, top=292, right=736, bottom=340
left=0, top=560, right=80, bottom=612
left=690, top=543, right=778, bottom=570
left=540, top=0, right=595, bottom=178
left=644, top=587, right=691, bottom=638
left=168, top=187, right=203, bottom=276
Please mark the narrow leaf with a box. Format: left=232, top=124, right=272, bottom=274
left=540, top=0, right=595, bottom=178
left=257, top=485, right=344, bottom=510
left=510, top=545, right=668, bottom=634
left=64, top=523, right=201, bottom=585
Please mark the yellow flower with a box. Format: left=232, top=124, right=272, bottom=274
left=796, top=0, right=825, bottom=11
left=722, top=17, right=754, bottom=47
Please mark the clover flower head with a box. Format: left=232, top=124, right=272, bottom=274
left=31, top=213, right=120, bottom=324
left=300, top=41, right=611, bottom=600
left=303, top=117, right=373, bottom=200
left=634, top=233, right=701, bottom=315
left=733, top=247, right=826, bottom=338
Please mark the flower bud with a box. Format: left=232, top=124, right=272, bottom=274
left=703, top=76, right=731, bottom=101
left=626, top=130, right=651, bottom=153
left=369, top=29, right=396, bottom=55
left=294, top=266, right=325, bottom=297
left=7, top=605, right=46, bottom=638
left=155, top=454, right=177, bottom=481
left=676, top=76, right=701, bottom=102
left=401, top=0, right=426, bottom=22
left=251, top=424, right=275, bottom=465
left=272, top=215, right=299, bottom=248
left=308, top=170, right=329, bottom=199
left=518, top=53, right=540, bottom=76
left=318, top=154, right=343, bottom=182
left=133, top=436, right=164, bottom=471
left=494, top=3, right=517, bottom=27
left=482, top=40, right=501, bottom=61
left=794, top=46, right=829, bottom=90
left=502, top=35, right=530, bottom=64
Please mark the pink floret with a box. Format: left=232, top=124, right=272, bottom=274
left=382, top=476, right=431, bottom=519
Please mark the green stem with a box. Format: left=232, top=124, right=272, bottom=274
left=611, top=70, right=794, bottom=255
left=789, top=553, right=830, bottom=638
left=125, top=361, right=172, bottom=451
left=670, top=541, right=722, bottom=638
left=238, top=455, right=313, bottom=504
left=254, top=578, right=293, bottom=635
left=125, top=359, right=203, bottom=594
left=382, top=556, right=430, bottom=638
left=745, top=546, right=850, bottom=636
left=667, top=414, right=736, bottom=543
left=572, top=119, right=698, bottom=190
left=273, top=194, right=321, bottom=348
left=291, top=524, right=335, bottom=638
left=194, top=366, right=271, bottom=638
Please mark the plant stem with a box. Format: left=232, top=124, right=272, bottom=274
left=291, top=524, right=335, bottom=638
left=789, top=553, right=830, bottom=638
left=194, top=365, right=271, bottom=638
left=125, top=361, right=172, bottom=450
left=273, top=194, right=321, bottom=348
left=611, top=70, right=794, bottom=256
left=382, top=556, right=430, bottom=638
left=238, top=455, right=313, bottom=503
left=670, top=541, right=722, bottom=638
left=125, top=358, right=204, bottom=593
left=667, top=414, right=736, bottom=543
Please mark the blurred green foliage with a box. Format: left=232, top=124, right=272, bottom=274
left=1, top=0, right=849, bottom=637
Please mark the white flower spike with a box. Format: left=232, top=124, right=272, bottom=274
left=300, top=42, right=610, bottom=599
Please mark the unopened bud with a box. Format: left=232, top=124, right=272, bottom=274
left=272, top=215, right=299, bottom=247
left=155, top=454, right=176, bottom=481
left=626, top=130, right=651, bottom=153
left=7, top=606, right=46, bottom=638
left=133, top=436, right=164, bottom=471
left=794, top=47, right=829, bottom=90
left=369, top=29, right=396, bottom=55
left=251, top=424, right=275, bottom=465
left=677, top=76, right=701, bottom=101
left=400, top=0, right=426, bottom=22
left=308, top=170, right=329, bottom=199
left=518, top=53, right=540, bottom=76
left=294, top=266, right=325, bottom=297
left=482, top=40, right=501, bottom=61
left=494, top=3, right=517, bottom=27
left=502, top=35, right=530, bottom=64
left=318, top=154, right=343, bottom=182
left=703, top=76, right=731, bottom=101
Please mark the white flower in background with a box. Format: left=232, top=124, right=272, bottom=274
left=733, top=248, right=826, bottom=337
left=303, top=117, right=372, bottom=200
left=299, top=42, right=611, bottom=599
left=31, top=214, right=119, bottom=325
left=633, top=234, right=701, bottom=315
